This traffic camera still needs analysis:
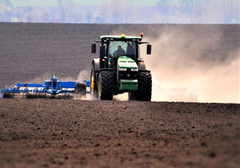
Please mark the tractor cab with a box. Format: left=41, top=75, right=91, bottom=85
left=92, top=33, right=151, bottom=69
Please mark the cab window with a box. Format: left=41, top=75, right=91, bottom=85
left=108, top=41, right=136, bottom=60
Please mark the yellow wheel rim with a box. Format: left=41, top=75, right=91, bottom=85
left=91, top=72, right=94, bottom=95
left=98, top=77, right=101, bottom=97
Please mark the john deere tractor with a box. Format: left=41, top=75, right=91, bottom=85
left=90, top=33, right=152, bottom=101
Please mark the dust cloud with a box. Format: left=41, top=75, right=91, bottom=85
left=113, top=93, right=129, bottom=101
left=142, top=26, right=239, bottom=103
left=27, top=70, right=89, bottom=83
left=76, top=70, right=89, bottom=83
left=27, top=73, right=52, bottom=84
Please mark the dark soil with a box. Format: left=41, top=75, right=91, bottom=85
left=0, top=99, right=239, bottom=168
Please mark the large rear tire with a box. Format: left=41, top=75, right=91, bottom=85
left=98, top=71, right=114, bottom=100
left=135, top=72, right=152, bottom=101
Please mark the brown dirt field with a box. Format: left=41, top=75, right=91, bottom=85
left=0, top=99, right=239, bottom=168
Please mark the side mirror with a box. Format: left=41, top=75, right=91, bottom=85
left=147, top=44, right=151, bottom=55
left=91, top=43, right=96, bottom=53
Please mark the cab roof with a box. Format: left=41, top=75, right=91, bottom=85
left=100, top=34, right=142, bottom=41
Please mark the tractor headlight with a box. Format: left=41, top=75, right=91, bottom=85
left=119, top=68, right=127, bottom=71
left=131, top=68, right=138, bottom=72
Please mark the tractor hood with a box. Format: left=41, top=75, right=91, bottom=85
left=117, top=56, right=138, bottom=69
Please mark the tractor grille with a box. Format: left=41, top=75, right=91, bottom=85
left=119, top=68, right=138, bottom=80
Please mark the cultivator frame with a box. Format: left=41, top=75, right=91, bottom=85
left=0, top=76, right=89, bottom=98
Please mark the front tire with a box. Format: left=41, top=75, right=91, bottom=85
left=98, top=71, right=114, bottom=100
left=135, top=72, right=152, bottom=101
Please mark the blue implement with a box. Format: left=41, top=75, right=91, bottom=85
left=0, top=76, right=90, bottom=98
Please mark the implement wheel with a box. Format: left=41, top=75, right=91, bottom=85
left=75, top=82, right=86, bottom=96
left=98, top=71, right=114, bottom=100
left=3, top=93, right=13, bottom=98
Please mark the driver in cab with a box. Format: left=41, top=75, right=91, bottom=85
left=110, top=45, right=126, bottom=68
left=113, top=45, right=125, bottom=57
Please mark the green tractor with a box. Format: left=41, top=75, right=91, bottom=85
left=90, top=33, right=152, bottom=101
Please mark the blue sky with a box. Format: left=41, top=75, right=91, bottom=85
left=0, top=0, right=239, bottom=23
